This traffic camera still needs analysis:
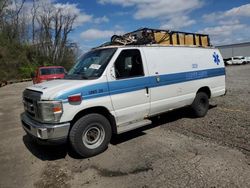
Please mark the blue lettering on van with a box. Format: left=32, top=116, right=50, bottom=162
left=186, top=71, right=208, bottom=80
left=192, top=64, right=198, bottom=68
left=88, top=89, right=104, bottom=95
left=56, top=67, right=225, bottom=102
left=89, top=90, right=97, bottom=95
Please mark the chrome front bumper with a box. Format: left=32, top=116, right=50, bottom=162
left=21, top=113, right=70, bottom=140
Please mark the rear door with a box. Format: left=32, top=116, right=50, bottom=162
left=107, top=49, right=150, bottom=126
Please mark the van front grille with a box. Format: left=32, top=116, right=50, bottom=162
left=23, top=89, right=42, bottom=121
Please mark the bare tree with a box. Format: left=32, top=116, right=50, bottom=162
left=0, top=0, right=9, bottom=20
left=52, top=7, right=77, bottom=64
left=12, top=0, right=25, bottom=40
left=35, top=2, right=77, bottom=64
left=0, top=0, right=10, bottom=31
left=0, top=0, right=26, bottom=42
left=0, top=0, right=78, bottom=70
left=31, top=0, right=39, bottom=43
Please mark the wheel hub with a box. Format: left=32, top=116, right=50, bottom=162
left=82, top=125, right=105, bottom=149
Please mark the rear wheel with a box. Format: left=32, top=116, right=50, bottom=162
left=191, top=92, right=209, bottom=117
left=69, top=113, right=112, bottom=157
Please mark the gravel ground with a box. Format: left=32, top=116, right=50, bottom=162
left=156, top=64, right=250, bottom=156
left=0, top=64, right=249, bottom=188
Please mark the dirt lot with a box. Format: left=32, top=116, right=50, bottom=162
left=0, top=65, right=249, bottom=188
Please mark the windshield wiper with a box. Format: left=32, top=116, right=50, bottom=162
left=75, top=72, right=89, bottom=79
left=81, top=75, right=89, bottom=79
left=64, top=72, right=94, bottom=80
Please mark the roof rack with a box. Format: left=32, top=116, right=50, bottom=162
left=98, top=28, right=211, bottom=48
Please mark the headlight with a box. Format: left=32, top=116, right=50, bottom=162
left=37, top=101, right=63, bottom=123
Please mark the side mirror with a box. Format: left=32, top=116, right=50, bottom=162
left=30, top=72, right=35, bottom=78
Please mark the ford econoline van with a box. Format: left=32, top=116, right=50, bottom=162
left=21, top=45, right=226, bottom=157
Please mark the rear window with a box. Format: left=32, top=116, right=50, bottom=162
left=40, top=68, right=65, bottom=75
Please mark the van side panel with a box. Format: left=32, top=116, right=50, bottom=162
left=142, top=46, right=225, bottom=116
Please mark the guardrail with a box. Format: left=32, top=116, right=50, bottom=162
left=0, top=78, right=32, bottom=88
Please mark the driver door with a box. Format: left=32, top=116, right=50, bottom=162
left=107, top=49, right=150, bottom=126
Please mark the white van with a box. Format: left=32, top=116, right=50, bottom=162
left=21, top=45, right=226, bottom=157
left=226, top=56, right=247, bottom=65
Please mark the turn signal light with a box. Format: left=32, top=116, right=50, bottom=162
left=68, top=94, right=82, bottom=102
left=52, top=106, right=62, bottom=113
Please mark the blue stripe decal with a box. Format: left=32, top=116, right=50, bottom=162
left=109, top=76, right=150, bottom=96
left=56, top=68, right=225, bottom=102
left=151, top=68, right=224, bottom=88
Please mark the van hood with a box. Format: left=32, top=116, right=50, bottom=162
left=26, top=79, right=92, bottom=100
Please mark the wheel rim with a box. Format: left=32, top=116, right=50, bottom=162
left=82, top=124, right=105, bottom=149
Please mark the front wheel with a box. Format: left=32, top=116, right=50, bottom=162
left=191, top=92, right=209, bottom=117
left=69, top=113, right=112, bottom=157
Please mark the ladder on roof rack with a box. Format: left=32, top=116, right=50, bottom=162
left=110, top=28, right=211, bottom=47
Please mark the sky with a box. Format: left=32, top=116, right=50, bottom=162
left=50, top=0, right=250, bottom=50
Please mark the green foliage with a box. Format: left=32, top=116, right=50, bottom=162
left=19, top=64, right=37, bottom=78
left=0, top=0, right=78, bottom=81
left=0, top=33, right=75, bottom=81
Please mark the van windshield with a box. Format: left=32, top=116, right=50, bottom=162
left=66, top=48, right=117, bottom=80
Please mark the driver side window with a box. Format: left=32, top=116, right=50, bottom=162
left=114, top=49, right=144, bottom=79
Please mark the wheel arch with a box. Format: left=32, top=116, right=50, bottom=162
left=70, top=106, right=117, bottom=134
left=197, top=86, right=211, bottom=98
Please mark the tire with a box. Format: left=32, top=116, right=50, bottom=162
left=69, top=113, right=112, bottom=157
left=191, top=92, right=209, bottom=117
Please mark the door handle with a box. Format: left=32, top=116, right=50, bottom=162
left=145, top=87, right=149, bottom=94
left=155, top=72, right=160, bottom=83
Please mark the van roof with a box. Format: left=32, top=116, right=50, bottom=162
left=94, top=44, right=215, bottom=50
left=95, top=28, right=211, bottom=49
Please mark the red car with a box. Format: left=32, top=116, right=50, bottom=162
left=31, top=66, right=66, bottom=84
